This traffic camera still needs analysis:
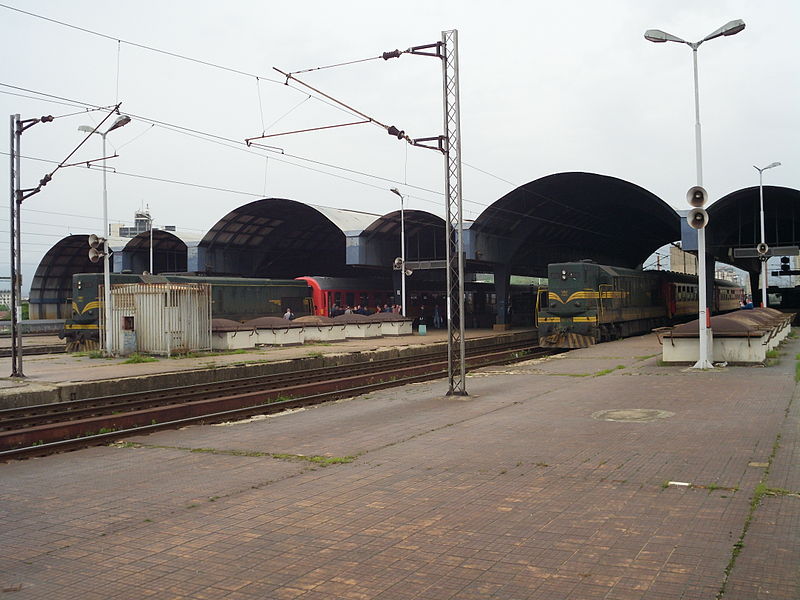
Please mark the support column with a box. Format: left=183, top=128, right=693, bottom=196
left=493, top=264, right=511, bottom=331
left=704, top=252, right=716, bottom=313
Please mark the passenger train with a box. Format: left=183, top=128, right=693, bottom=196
left=62, top=273, right=312, bottom=347
left=297, top=276, right=538, bottom=328
left=537, top=261, right=745, bottom=348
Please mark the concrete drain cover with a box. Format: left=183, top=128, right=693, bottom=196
left=592, top=408, right=674, bottom=422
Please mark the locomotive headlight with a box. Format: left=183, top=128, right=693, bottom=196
left=561, top=270, right=567, bottom=280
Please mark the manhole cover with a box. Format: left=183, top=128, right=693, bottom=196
left=592, top=408, right=674, bottom=422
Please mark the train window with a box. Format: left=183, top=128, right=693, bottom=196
left=359, top=292, right=369, bottom=307
left=345, top=292, right=354, bottom=308
left=334, top=292, right=342, bottom=307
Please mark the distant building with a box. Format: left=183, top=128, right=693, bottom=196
left=0, top=290, right=11, bottom=307
left=108, top=211, right=176, bottom=238
left=669, top=245, right=697, bottom=276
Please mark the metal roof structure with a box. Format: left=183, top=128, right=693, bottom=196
left=119, top=229, right=203, bottom=274
left=467, top=172, right=681, bottom=276
left=196, top=198, right=377, bottom=277
left=27, top=234, right=126, bottom=319
left=28, top=175, right=799, bottom=327
left=348, top=210, right=446, bottom=270
left=707, top=185, right=800, bottom=277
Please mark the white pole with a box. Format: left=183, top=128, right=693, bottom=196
left=101, top=132, right=113, bottom=356
left=691, top=45, right=712, bottom=369
left=759, top=168, right=767, bottom=308
left=400, top=195, right=406, bottom=317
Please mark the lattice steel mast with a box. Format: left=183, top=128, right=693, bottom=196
left=440, top=30, right=467, bottom=396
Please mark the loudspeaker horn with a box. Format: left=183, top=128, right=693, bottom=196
left=686, top=186, right=708, bottom=208
left=687, top=207, right=709, bottom=230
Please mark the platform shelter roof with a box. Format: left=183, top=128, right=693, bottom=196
left=469, top=172, right=681, bottom=276
left=707, top=185, right=800, bottom=275
left=199, top=198, right=377, bottom=278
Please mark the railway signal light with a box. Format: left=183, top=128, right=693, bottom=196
left=757, top=242, right=769, bottom=256
left=88, top=234, right=106, bottom=263
left=781, top=256, right=790, bottom=272
left=393, top=257, right=404, bottom=270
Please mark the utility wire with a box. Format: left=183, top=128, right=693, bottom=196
left=288, top=55, right=382, bottom=76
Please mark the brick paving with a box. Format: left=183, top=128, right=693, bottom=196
left=1, top=332, right=798, bottom=599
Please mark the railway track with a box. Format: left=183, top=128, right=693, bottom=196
left=0, top=344, right=66, bottom=358
left=1, top=341, right=557, bottom=460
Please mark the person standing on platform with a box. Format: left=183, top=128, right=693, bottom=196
left=433, top=305, right=443, bottom=329
left=283, top=308, right=294, bottom=320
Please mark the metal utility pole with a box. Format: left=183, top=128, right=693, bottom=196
left=440, top=30, right=467, bottom=396
left=9, top=114, right=22, bottom=377
left=269, top=32, right=467, bottom=393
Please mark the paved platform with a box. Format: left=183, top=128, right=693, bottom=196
left=2, top=332, right=798, bottom=599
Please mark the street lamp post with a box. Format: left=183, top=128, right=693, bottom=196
left=78, top=115, right=131, bottom=355
left=755, top=161, right=781, bottom=307
left=645, top=19, right=745, bottom=370
left=390, top=188, right=406, bottom=316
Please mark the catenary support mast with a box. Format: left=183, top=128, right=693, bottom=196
left=441, top=30, right=467, bottom=396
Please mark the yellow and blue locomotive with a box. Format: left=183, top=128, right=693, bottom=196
left=538, top=261, right=743, bottom=348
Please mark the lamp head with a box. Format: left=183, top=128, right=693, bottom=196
left=390, top=188, right=403, bottom=199
left=644, top=29, right=686, bottom=44
left=702, top=19, right=746, bottom=42
left=107, top=115, right=131, bottom=133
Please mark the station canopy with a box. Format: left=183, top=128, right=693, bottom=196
left=707, top=185, right=800, bottom=275
left=470, top=172, right=681, bottom=276
left=199, top=198, right=377, bottom=278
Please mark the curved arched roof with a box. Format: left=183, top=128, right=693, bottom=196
left=362, top=210, right=446, bottom=262
left=123, top=230, right=203, bottom=274
left=707, top=185, right=800, bottom=274
left=28, top=235, right=122, bottom=318
left=200, top=198, right=378, bottom=277
left=471, top=172, right=681, bottom=275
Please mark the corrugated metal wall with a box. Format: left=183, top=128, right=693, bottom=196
left=103, top=283, right=211, bottom=356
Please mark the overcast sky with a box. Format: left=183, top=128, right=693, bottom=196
left=1, top=1, right=797, bottom=290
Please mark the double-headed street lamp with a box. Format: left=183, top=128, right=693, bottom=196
left=755, top=161, right=781, bottom=307
left=78, top=115, right=131, bottom=355
left=390, top=188, right=407, bottom=316
left=645, top=19, right=745, bottom=370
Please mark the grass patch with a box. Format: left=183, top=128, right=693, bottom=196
left=122, top=353, right=158, bottom=364
left=594, top=365, right=625, bottom=377
left=169, top=349, right=248, bottom=359
left=306, top=351, right=324, bottom=359
left=551, top=372, right=592, bottom=377
left=765, top=350, right=780, bottom=359
left=635, top=353, right=658, bottom=361
left=134, top=443, right=357, bottom=466
left=72, top=350, right=106, bottom=359
left=717, top=433, right=784, bottom=598
left=795, top=361, right=800, bottom=382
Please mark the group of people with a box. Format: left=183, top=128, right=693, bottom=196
left=329, top=304, right=402, bottom=317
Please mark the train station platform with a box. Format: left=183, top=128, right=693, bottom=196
left=2, top=332, right=799, bottom=599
